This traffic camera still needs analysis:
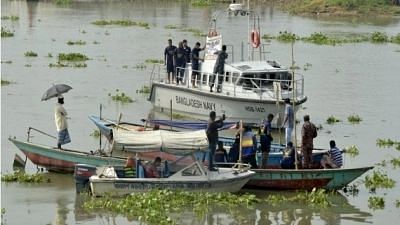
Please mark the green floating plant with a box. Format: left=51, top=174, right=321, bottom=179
left=347, top=114, right=362, bottom=124
left=368, top=196, right=385, bottom=210
left=326, top=115, right=340, bottom=124
left=1, top=171, right=48, bottom=183
left=1, top=15, right=19, bottom=21
left=24, top=51, right=38, bottom=57
left=276, top=31, right=299, bottom=43
left=343, top=145, right=359, bottom=157
left=265, top=188, right=332, bottom=207
left=1, top=27, right=14, bottom=37
left=1, top=79, right=11, bottom=86
left=370, top=31, right=389, bottom=43
left=67, top=40, right=86, bottom=45
left=108, top=89, right=134, bottom=103
left=145, top=59, right=164, bottom=64
left=83, top=189, right=258, bottom=225
left=90, top=130, right=100, bottom=138
left=58, top=53, right=89, bottom=61
left=136, top=85, right=151, bottom=94
left=92, top=20, right=149, bottom=29
left=376, top=138, right=400, bottom=149
left=364, top=170, right=396, bottom=191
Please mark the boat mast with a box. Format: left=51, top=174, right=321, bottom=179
left=291, top=41, right=299, bottom=170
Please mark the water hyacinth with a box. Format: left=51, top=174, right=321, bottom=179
left=347, top=114, right=362, bottom=124
left=1, top=27, right=14, bottom=37
left=24, top=51, right=38, bottom=57
left=343, top=145, right=359, bottom=157
left=1, top=171, right=48, bottom=183
left=265, top=189, right=332, bottom=207
left=276, top=31, right=299, bottom=42
left=376, top=138, right=400, bottom=149
left=91, top=20, right=149, bottom=29
left=58, top=53, right=89, bottom=61
left=108, top=89, right=134, bottom=103
left=136, top=85, right=151, bottom=94
left=368, top=196, right=385, bottom=210
left=326, top=115, right=340, bottom=124
left=83, top=190, right=259, bottom=225
left=145, top=59, right=164, bottom=64
left=364, top=170, right=396, bottom=191
left=370, top=31, right=389, bottom=43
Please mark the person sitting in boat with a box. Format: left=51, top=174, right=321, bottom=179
left=280, top=141, right=296, bottom=169
left=124, top=157, right=136, bottom=178
left=144, top=157, right=162, bottom=178
left=214, top=141, right=228, bottom=163
left=320, top=140, right=343, bottom=169
left=228, top=134, right=240, bottom=163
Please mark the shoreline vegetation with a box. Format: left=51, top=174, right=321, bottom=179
left=278, top=0, right=400, bottom=17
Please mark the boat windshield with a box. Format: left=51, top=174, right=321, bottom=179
left=238, top=71, right=292, bottom=89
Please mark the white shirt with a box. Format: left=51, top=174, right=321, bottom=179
left=55, top=103, right=68, bottom=131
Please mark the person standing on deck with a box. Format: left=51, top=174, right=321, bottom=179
left=260, top=113, right=274, bottom=169
left=301, top=115, right=317, bottom=169
left=174, top=42, right=186, bottom=85
left=164, top=39, right=177, bottom=84
left=55, top=95, right=71, bottom=149
left=211, top=45, right=228, bottom=93
left=206, top=111, right=225, bottom=171
left=182, top=39, right=191, bottom=63
left=282, top=98, right=294, bottom=146
left=191, top=42, right=205, bottom=88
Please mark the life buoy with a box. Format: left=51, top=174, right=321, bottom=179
left=250, top=29, right=260, bottom=48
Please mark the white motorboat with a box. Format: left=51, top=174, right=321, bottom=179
left=148, top=10, right=307, bottom=125
left=88, top=161, right=255, bottom=197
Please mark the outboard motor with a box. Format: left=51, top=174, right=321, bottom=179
left=74, top=164, right=97, bottom=193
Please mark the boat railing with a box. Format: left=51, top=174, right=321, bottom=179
left=149, top=64, right=305, bottom=101
left=27, top=127, right=57, bottom=142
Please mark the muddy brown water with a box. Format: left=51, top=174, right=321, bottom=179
left=2, top=0, right=400, bottom=224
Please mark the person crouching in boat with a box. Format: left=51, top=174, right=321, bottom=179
left=144, top=157, right=162, bottom=178
left=241, top=125, right=258, bottom=168
left=280, top=142, right=296, bottom=169
left=320, top=140, right=343, bottom=169
left=124, top=157, right=136, bottom=178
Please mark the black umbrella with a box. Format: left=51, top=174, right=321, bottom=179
left=41, top=84, right=73, bottom=101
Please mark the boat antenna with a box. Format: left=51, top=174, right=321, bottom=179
left=290, top=41, right=299, bottom=170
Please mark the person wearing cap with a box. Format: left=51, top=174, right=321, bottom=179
left=206, top=111, right=225, bottom=170
left=55, top=95, right=71, bottom=149
left=282, top=98, right=294, bottom=146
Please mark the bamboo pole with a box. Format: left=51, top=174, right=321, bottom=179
left=291, top=41, right=299, bottom=170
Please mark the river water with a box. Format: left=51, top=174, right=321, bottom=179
left=1, top=0, right=400, bottom=224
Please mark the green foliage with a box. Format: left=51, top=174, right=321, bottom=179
left=49, top=62, right=87, bottom=68
left=136, top=85, right=151, bottom=94
left=261, top=34, right=274, bottom=41
left=1, top=171, right=48, bottom=183
left=24, top=51, right=38, bottom=57
left=145, top=59, right=164, bottom=64
left=364, top=170, right=396, bottom=191
left=83, top=189, right=258, bottom=224
left=1, top=15, right=19, bottom=21
left=134, top=63, right=146, bottom=69
left=368, top=196, right=385, bottom=210
left=108, top=89, right=134, bottom=103
left=191, top=0, right=212, bottom=7
left=1, top=60, right=12, bottom=64
left=370, top=31, right=389, bottom=43
left=347, top=114, right=362, bottom=124
left=390, top=158, right=400, bottom=169
left=92, top=20, right=149, bottom=29
left=376, top=138, right=400, bottom=149
left=58, top=53, right=89, bottom=61
left=90, top=130, right=100, bottom=138
left=343, top=145, right=359, bottom=157
left=47, top=53, right=53, bottom=58
left=396, top=199, right=400, bottom=208
left=326, top=115, right=340, bottom=124
left=67, top=40, right=86, bottom=45
left=276, top=31, right=299, bottom=42
left=53, top=0, right=72, bottom=5
left=302, top=32, right=340, bottom=45
left=265, top=188, right=332, bottom=207
left=391, top=33, right=400, bottom=44
left=165, top=24, right=178, bottom=29
left=1, top=80, right=11, bottom=86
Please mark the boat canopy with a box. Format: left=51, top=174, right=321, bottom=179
left=113, top=129, right=209, bottom=155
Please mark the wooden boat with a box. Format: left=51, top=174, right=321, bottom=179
left=8, top=137, right=178, bottom=173
left=90, top=115, right=327, bottom=168
left=88, top=161, right=255, bottom=197
left=245, top=166, right=374, bottom=190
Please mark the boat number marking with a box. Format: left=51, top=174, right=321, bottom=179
left=245, top=106, right=265, bottom=113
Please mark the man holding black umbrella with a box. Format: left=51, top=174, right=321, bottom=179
left=55, top=95, right=71, bottom=149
